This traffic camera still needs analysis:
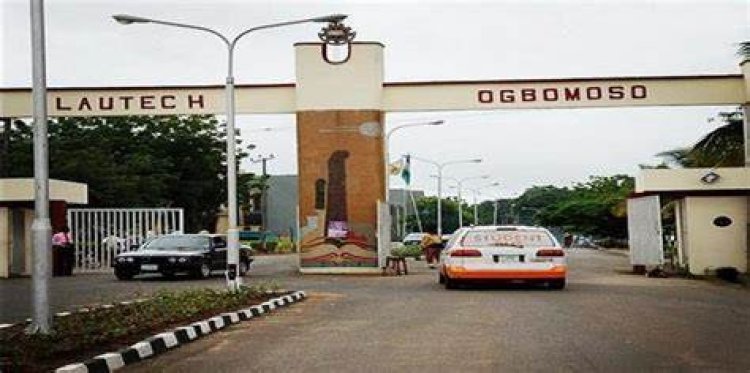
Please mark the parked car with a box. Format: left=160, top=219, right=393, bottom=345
left=402, top=232, right=426, bottom=246
left=438, top=225, right=566, bottom=290
left=113, top=234, right=254, bottom=280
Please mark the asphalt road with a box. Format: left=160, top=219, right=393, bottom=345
left=100, top=249, right=750, bottom=372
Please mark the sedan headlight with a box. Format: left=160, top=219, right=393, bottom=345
left=168, top=257, right=177, bottom=263
left=126, top=257, right=135, bottom=263
left=178, top=257, right=188, bottom=263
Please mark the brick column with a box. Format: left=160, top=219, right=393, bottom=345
left=295, top=43, right=385, bottom=273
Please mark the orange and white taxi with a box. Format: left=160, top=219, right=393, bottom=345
left=439, top=225, right=567, bottom=289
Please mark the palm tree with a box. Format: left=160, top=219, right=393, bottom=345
left=656, top=110, right=744, bottom=168
left=739, top=41, right=750, bottom=60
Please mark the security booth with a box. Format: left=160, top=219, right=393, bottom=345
left=0, top=178, right=88, bottom=278
left=631, top=168, right=748, bottom=276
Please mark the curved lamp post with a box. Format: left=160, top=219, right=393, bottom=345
left=113, top=13, right=346, bottom=291
left=384, top=120, right=443, bottom=238
left=384, top=120, right=444, bottom=199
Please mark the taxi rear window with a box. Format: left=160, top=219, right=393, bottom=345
left=461, top=229, right=555, bottom=248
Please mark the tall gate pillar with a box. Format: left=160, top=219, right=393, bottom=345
left=740, top=59, right=750, bottom=272
left=295, top=42, right=385, bottom=273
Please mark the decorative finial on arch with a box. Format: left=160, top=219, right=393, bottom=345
left=318, top=20, right=356, bottom=45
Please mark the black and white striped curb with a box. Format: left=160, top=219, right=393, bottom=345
left=55, top=291, right=307, bottom=373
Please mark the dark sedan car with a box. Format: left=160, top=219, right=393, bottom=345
left=113, top=234, right=253, bottom=280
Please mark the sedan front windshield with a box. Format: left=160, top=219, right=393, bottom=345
left=141, top=236, right=209, bottom=251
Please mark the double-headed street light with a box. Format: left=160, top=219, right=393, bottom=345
left=113, top=13, right=346, bottom=291
left=465, top=182, right=500, bottom=225
left=410, top=155, right=482, bottom=236
left=445, top=175, right=489, bottom=228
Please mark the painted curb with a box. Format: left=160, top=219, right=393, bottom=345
left=55, top=290, right=307, bottom=373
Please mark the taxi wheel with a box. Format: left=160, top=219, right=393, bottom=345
left=114, top=269, right=134, bottom=281
left=444, top=276, right=459, bottom=290
left=549, top=279, right=566, bottom=290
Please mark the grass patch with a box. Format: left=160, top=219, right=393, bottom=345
left=0, top=284, right=281, bottom=372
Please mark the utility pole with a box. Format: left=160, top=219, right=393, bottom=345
left=251, top=154, right=275, bottom=231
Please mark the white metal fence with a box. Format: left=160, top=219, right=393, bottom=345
left=67, top=208, right=184, bottom=272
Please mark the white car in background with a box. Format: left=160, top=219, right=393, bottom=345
left=439, top=225, right=567, bottom=290
left=402, top=233, right=426, bottom=246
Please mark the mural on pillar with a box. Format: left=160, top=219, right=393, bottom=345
left=298, top=111, right=384, bottom=268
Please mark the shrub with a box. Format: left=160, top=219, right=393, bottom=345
left=276, top=237, right=295, bottom=253
left=391, top=245, right=422, bottom=259
left=0, top=285, right=279, bottom=371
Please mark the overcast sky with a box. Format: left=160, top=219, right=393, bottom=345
left=2, top=0, right=748, bottom=199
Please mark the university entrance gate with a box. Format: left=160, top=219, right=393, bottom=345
left=2, top=41, right=748, bottom=274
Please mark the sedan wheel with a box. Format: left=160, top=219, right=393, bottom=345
left=239, top=261, right=249, bottom=276
left=114, top=269, right=134, bottom=281
left=193, top=263, right=211, bottom=279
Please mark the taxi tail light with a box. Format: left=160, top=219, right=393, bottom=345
left=536, top=248, right=565, bottom=257
left=450, top=248, right=482, bottom=257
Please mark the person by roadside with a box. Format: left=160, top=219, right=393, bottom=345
left=420, top=230, right=443, bottom=269
left=52, top=226, right=74, bottom=276
left=563, top=232, right=573, bottom=249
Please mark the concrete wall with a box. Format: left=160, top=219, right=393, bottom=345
left=266, top=175, right=299, bottom=237
left=23, top=208, right=32, bottom=276
left=0, top=207, right=35, bottom=278
left=683, top=196, right=747, bottom=274
left=0, top=178, right=88, bottom=204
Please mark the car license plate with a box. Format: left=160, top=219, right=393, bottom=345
left=141, top=264, right=158, bottom=271
left=495, top=255, right=519, bottom=263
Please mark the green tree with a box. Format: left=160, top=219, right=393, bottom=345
left=537, top=175, right=634, bottom=238
left=7, top=115, right=246, bottom=231
left=738, top=41, right=750, bottom=59
left=406, top=196, right=466, bottom=234
left=656, top=110, right=744, bottom=168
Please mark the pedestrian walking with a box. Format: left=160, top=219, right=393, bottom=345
left=563, top=232, right=573, bottom=249
left=420, top=230, right=443, bottom=269
left=52, top=225, right=74, bottom=276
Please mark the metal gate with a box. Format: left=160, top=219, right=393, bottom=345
left=67, top=208, right=184, bottom=272
left=627, top=195, right=664, bottom=267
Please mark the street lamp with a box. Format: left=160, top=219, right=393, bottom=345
left=250, top=153, right=275, bottom=231
left=384, top=120, right=444, bottom=238
left=410, top=155, right=482, bottom=237
left=446, top=175, right=489, bottom=228
left=384, top=120, right=444, bottom=198
left=113, top=13, right=347, bottom=291
left=29, top=0, right=52, bottom=334
left=465, top=182, right=500, bottom=225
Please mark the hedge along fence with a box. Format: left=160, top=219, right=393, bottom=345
left=0, top=284, right=288, bottom=372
